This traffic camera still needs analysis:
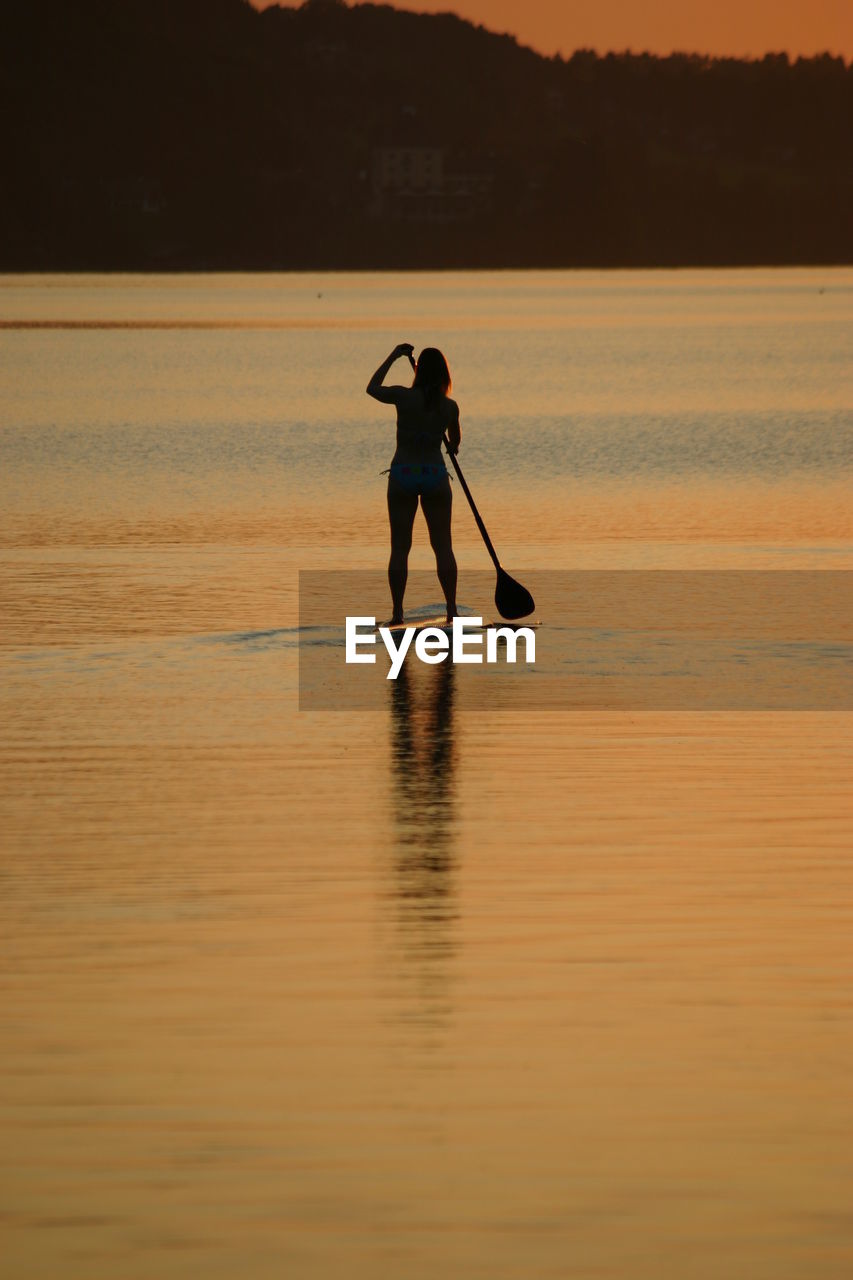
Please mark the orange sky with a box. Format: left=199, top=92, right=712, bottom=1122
left=253, top=1, right=852, bottom=60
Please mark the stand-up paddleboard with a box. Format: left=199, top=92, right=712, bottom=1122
left=382, top=616, right=541, bottom=634
left=382, top=615, right=472, bottom=635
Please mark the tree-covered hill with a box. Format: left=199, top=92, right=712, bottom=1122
left=3, top=0, right=850, bottom=268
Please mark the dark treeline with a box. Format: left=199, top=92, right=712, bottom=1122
left=3, top=0, right=851, bottom=269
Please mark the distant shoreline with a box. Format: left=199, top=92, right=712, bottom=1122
left=6, top=2, right=851, bottom=271
left=2, top=262, right=852, bottom=279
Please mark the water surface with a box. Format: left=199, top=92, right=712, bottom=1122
left=2, top=270, right=852, bottom=1279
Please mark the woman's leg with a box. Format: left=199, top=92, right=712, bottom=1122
left=420, top=480, right=457, bottom=621
left=387, top=478, right=418, bottom=623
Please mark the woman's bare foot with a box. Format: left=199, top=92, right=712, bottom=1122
left=445, top=606, right=458, bottom=624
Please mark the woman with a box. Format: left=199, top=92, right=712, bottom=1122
left=367, top=343, right=461, bottom=625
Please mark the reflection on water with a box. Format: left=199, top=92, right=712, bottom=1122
left=387, top=659, right=458, bottom=1030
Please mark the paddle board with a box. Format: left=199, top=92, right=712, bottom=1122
left=382, top=615, right=464, bottom=635
left=382, top=616, right=540, bottom=634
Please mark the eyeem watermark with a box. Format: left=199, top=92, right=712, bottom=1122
left=346, top=616, right=536, bottom=680
left=299, top=569, right=853, bottom=710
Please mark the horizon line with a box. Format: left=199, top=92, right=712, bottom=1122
left=247, top=0, right=852, bottom=65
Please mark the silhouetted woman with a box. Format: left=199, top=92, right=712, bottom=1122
left=367, top=343, right=461, bottom=624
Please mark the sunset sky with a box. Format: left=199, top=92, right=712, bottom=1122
left=253, top=0, right=852, bottom=60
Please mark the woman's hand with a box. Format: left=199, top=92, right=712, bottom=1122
left=392, top=343, right=415, bottom=362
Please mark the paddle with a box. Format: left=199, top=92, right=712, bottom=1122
left=407, top=352, right=535, bottom=620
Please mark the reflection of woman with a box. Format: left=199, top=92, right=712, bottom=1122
left=390, top=658, right=456, bottom=843
left=367, top=344, right=462, bottom=625
left=388, top=659, right=458, bottom=1024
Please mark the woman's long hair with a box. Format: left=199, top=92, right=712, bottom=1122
left=413, top=348, right=451, bottom=411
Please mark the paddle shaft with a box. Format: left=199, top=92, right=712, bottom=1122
left=406, top=352, right=501, bottom=570
left=440, top=437, right=500, bottom=570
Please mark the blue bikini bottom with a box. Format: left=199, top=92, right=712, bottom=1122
left=387, top=462, right=449, bottom=496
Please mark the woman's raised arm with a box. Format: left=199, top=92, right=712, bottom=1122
left=366, top=343, right=414, bottom=403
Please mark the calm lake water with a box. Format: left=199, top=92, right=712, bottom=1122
left=2, top=270, right=852, bottom=1279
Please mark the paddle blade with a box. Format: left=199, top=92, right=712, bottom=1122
left=494, top=567, right=535, bottom=620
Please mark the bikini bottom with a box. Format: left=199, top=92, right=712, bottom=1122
left=387, top=462, right=449, bottom=496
